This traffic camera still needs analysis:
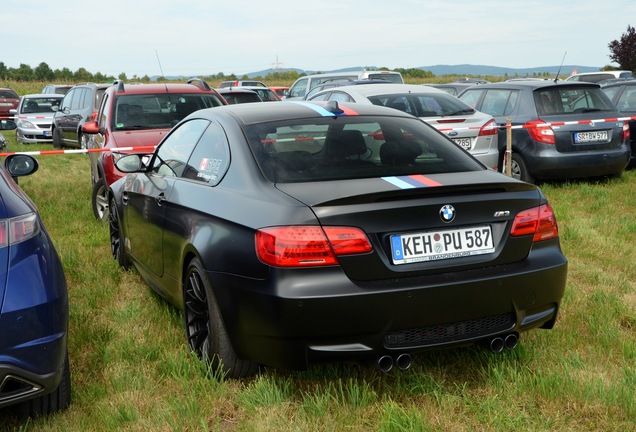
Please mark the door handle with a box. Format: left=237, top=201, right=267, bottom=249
left=156, top=193, right=166, bottom=206
left=122, top=191, right=129, bottom=205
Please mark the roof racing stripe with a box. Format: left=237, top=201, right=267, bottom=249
left=290, top=101, right=358, bottom=116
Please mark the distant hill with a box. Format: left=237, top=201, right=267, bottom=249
left=242, top=64, right=602, bottom=78
left=151, top=64, right=602, bottom=81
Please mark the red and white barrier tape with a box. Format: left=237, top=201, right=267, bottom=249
left=1, top=115, right=635, bottom=157
left=0, top=146, right=157, bottom=158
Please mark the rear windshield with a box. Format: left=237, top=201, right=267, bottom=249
left=365, top=73, right=403, bottom=84
left=533, top=87, right=615, bottom=115
left=0, top=90, right=19, bottom=99
left=244, top=115, right=484, bottom=183
left=367, top=93, right=475, bottom=117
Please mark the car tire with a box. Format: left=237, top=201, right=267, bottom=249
left=183, top=257, right=258, bottom=379
left=109, top=195, right=131, bottom=270
left=506, top=152, right=535, bottom=184
left=92, top=178, right=109, bottom=222
left=52, top=127, right=63, bottom=149
left=16, top=348, right=71, bottom=418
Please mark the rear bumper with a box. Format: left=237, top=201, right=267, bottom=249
left=210, top=240, right=568, bottom=370
left=521, top=141, right=630, bottom=179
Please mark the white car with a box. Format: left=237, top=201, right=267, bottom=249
left=307, top=84, right=500, bottom=170
left=10, top=94, right=64, bottom=144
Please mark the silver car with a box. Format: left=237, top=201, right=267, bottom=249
left=308, top=84, right=499, bottom=170
left=11, top=94, right=64, bottom=144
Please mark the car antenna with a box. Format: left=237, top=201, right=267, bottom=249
left=155, top=50, right=169, bottom=91
left=554, top=51, right=567, bottom=83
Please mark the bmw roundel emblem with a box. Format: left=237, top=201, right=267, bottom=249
left=440, top=205, right=455, bottom=223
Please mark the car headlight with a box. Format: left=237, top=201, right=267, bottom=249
left=18, top=120, right=36, bottom=129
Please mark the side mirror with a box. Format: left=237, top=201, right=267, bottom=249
left=114, top=154, right=144, bottom=173
left=0, top=120, right=17, bottom=131
left=9, top=109, right=17, bottom=115
left=4, top=154, right=39, bottom=177
left=82, top=121, right=99, bottom=134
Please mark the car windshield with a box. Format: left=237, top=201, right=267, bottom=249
left=534, top=87, right=615, bottom=115
left=20, top=97, right=62, bottom=113
left=245, top=115, right=484, bottom=183
left=113, top=93, right=225, bottom=130
left=367, top=93, right=475, bottom=117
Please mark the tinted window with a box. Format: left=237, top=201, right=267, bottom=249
left=152, top=119, right=209, bottom=177
left=245, top=116, right=484, bottom=183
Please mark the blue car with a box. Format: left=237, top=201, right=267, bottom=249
left=0, top=120, right=70, bottom=417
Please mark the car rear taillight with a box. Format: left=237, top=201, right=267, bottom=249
left=623, top=122, right=630, bottom=141
left=255, top=226, right=372, bottom=267
left=526, top=120, right=555, bottom=144
left=510, top=204, right=558, bottom=242
left=479, top=119, right=498, bottom=136
left=0, top=213, right=40, bottom=248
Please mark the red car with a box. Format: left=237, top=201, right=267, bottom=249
left=82, top=78, right=227, bottom=221
left=0, top=88, right=20, bottom=120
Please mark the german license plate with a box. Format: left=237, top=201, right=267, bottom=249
left=452, top=138, right=471, bottom=150
left=574, top=131, right=608, bottom=143
left=390, top=225, right=494, bottom=264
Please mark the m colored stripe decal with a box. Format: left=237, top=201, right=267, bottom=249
left=289, top=101, right=358, bottom=116
left=382, top=175, right=442, bottom=189
left=409, top=174, right=442, bottom=187
left=382, top=176, right=416, bottom=189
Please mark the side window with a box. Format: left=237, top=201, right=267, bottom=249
left=458, top=89, right=484, bottom=110
left=481, top=90, right=518, bottom=117
left=71, top=88, right=86, bottom=110
left=290, top=78, right=308, bottom=98
left=82, top=88, right=93, bottom=110
left=327, top=92, right=353, bottom=103
left=186, top=120, right=230, bottom=185
left=617, top=88, right=636, bottom=112
left=97, top=93, right=109, bottom=128
left=61, top=89, right=75, bottom=110
left=152, top=119, right=209, bottom=178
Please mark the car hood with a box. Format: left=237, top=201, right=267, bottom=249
left=111, top=129, right=170, bottom=149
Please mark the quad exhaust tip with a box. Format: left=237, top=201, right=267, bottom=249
left=376, top=353, right=412, bottom=373
left=488, top=333, right=519, bottom=353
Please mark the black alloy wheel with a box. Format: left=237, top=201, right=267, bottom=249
left=183, top=258, right=257, bottom=379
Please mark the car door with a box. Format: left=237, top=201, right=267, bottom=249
left=124, top=118, right=209, bottom=277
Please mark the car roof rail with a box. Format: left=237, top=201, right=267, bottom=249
left=187, top=78, right=212, bottom=91
left=113, top=80, right=126, bottom=92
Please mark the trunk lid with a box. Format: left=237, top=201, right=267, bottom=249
left=275, top=170, right=543, bottom=281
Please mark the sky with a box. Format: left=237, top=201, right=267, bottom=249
left=2, top=0, right=634, bottom=78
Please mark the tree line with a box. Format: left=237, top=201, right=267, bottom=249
left=2, top=25, right=633, bottom=84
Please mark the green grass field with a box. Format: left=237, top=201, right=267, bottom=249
left=0, top=81, right=635, bottom=431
